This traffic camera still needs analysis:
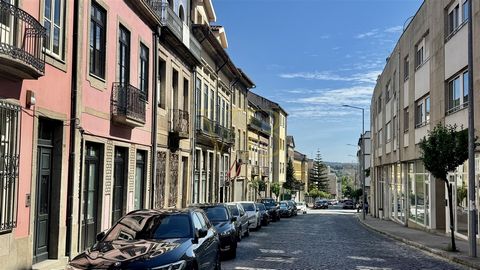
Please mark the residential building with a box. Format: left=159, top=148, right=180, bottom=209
left=192, top=0, right=239, bottom=203
left=0, top=0, right=73, bottom=268
left=370, top=0, right=480, bottom=240
left=230, top=70, right=255, bottom=201
left=326, top=166, right=338, bottom=198
left=293, top=150, right=308, bottom=201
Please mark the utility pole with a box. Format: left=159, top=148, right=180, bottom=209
left=467, top=0, right=477, bottom=258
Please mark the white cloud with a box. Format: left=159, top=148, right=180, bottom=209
left=355, top=29, right=379, bottom=39
left=384, top=25, right=403, bottom=33
left=279, top=70, right=381, bottom=85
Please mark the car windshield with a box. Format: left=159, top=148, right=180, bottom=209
left=256, top=204, right=266, bottom=210
left=260, top=199, right=275, bottom=206
left=104, top=213, right=192, bottom=241
left=279, top=202, right=287, bottom=208
left=204, top=207, right=229, bottom=221
left=228, top=205, right=239, bottom=216
left=241, top=203, right=255, bottom=211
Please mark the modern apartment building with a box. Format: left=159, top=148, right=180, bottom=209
left=0, top=0, right=73, bottom=268
left=370, top=0, right=480, bottom=239
left=191, top=0, right=239, bottom=204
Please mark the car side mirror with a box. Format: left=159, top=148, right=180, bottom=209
left=231, top=216, right=237, bottom=222
left=96, top=231, right=106, bottom=242
left=197, top=228, right=208, bottom=238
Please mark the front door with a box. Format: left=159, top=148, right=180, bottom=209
left=181, top=157, right=188, bottom=207
left=112, top=147, right=127, bottom=225
left=34, top=140, right=53, bottom=262
left=82, top=143, right=102, bottom=250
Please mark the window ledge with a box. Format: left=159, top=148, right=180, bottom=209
left=415, top=121, right=429, bottom=129
left=446, top=103, right=468, bottom=116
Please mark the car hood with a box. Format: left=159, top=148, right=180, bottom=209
left=245, top=211, right=257, bottom=218
left=212, top=221, right=234, bottom=232
left=69, top=238, right=189, bottom=269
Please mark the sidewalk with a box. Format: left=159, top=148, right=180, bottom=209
left=357, top=214, right=480, bottom=269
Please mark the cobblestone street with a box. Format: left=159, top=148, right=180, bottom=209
left=223, top=209, right=466, bottom=270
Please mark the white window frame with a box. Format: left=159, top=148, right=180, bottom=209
left=447, top=71, right=469, bottom=115
left=415, top=94, right=430, bottom=128
left=43, top=0, right=65, bottom=58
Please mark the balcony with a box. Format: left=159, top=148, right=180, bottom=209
left=0, top=1, right=45, bottom=80
left=111, top=83, right=146, bottom=127
left=251, top=165, right=260, bottom=176
left=261, top=166, right=269, bottom=177
left=196, top=116, right=217, bottom=137
left=236, top=150, right=248, bottom=164
left=170, top=109, right=189, bottom=139
left=248, top=117, right=271, bottom=136
left=145, top=0, right=201, bottom=63
left=216, top=124, right=234, bottom=145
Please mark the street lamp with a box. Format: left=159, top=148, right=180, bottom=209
left=343, top=105, right=366, bottom=221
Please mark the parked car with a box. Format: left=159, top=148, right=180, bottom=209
left=313, top=200, right=328, bottom=209
left=193, top=203, right=238, bottom=259
left=279, top=201, right=294, bottom=217
left=296, top=201, right=307, bottom=214
left=288, top=200, right=298, bottom=216
left=226, top=202, right=249, bottom=240
left=257, top=198, right=280, bottom=221
left=67, top=209, right=221, bottom=270
left=239, top=201, right=261, bottom=230
left=343, top=200, right=354, bottom=209
left=256, top=203, right=270, bottom=226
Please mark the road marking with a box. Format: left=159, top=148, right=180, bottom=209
left=348, top=256, right=386, bottom=262
left=355, top=266, right=392, bottom=270
left=259, top=249, right=285, bottom=254
left=254, top=256, right=295, bottom=263
left=234, top=267, right=277, bottom=270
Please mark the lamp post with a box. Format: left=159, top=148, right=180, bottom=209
left=343, top=105, right=366, bottom=220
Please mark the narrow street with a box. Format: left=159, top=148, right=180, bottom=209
left=223, top=209, right=466, bottom=270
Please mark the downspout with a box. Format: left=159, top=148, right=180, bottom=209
left=191, top=69, right=197, bottom=205
left=66, top=0, right=80, bottom=257
left=150, top=27, right=160, bottom=209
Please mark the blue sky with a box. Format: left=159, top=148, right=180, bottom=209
left=214, top=0, right=423, bottom=162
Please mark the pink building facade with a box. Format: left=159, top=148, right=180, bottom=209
left=0, top=0, right=74, bottom=268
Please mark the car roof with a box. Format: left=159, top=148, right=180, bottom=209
left=127, top=208, right=193, bottom=217
left=190, top=203, right=227, bottom=208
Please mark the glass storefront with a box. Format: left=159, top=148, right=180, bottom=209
left=408, top=161, right=430, bottom=227
left=448, top=161, right=468, bottom=236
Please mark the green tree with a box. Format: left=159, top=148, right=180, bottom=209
left=283, top=158, right=296, bottom=190
left=341, top=176, right=354, bottom=198
left=419, top=124, right=472, bottom=251
left=309, top=150, right=329, bottom=192
left=308, top=187, right=320, bottom=198
left=271, top=182, right=281, bottom=200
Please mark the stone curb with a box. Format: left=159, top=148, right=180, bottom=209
left=356, top=215, right=480, bottom=270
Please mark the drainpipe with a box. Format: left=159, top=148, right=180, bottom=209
left=150, top=27, right=160, bottom=209
left=191, top=69, right=197, bottom=205
left=66, top=0, right=80, bottom=257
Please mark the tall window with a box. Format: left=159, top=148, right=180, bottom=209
left=386, top=121, right=391, bottom=142
left=118, top=25, right=130, bottom=85
left=463, top=0, right=470, bottom=23
left=377, top=94, right=382, bottom=113
left=415, top=44, right=424, bottom=69
left=195, top=78, right=201, bottom=129
left=415, top=95, right=430, bottom=127
left=386, top=80, right=391, bottom=102
left=209, top=89, right=214, bottom=120
left=203, top=85, right=208, bottom=118
left=447, top=71, right=469, bottom=114
left=448, top=5, right=460, bottom=35
left=157, top=59, right=166, bottom=108
left=404, top=107, right=409, bottom=132
left=404, top=55, right=410, bottom=80
left=139, top=44, right=149, bottom=98
left=134, top=151, right=146, bottom=210
left=90, top=2, right=106, bottom=78
left=43, top=0, right=64, bottom=56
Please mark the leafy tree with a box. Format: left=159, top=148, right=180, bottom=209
left=419, top=124, right=472, bottom=251
left=341, top=176, right=354, bottom=198
left=271, top=182, right=281, bottom=200
left=308, top=187, right=320, bottom=198
left=309, top=150, right=329, bottom=192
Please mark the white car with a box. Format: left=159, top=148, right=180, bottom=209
left=239, top=201, right=261, bottom=230
left=296, top=201, right=307, bottom=214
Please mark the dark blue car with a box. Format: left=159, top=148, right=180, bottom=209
left=67, top=209, right=221, bottom=270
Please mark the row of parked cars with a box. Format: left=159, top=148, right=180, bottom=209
left=66, top=199, right=307, bottom=270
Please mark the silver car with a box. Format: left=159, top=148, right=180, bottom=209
left=226, top=202, right=250, bottom=240
left=239, top=201, right=261, bottom=230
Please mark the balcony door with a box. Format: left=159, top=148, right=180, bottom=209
left=0, top=0, right=12, bottom=46
left=118, top=25, right=130, bottom=86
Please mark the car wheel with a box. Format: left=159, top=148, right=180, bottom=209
left=228, top=245, right=237, bottom=260
left=245, top=225, right=250, bottom=237
left=237, top=229, right=242, bottom=242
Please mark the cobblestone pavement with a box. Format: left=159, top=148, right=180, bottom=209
left=222, top=209, right=466, bottom=270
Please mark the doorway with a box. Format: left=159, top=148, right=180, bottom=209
left=112, top=147, right=127, bottom=225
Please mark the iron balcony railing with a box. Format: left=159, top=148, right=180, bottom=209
left=261, top=166, right=270, bottom=176
left=215, top=124, right=234, bottom=144
left=249, top=117, right=271, bottom=135
left=111, top=83, right=146, bottom=125
left=170, top=109, right=189, bottom=138
left=145, top=0, right=183, bottom=41
left=0, top=1, right=46, bottom=76
left=251, top=165, right=260, bottom=176
left=197, top=115, right=217, bottom=137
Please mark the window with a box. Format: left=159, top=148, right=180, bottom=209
left=404, top=56, right=409, bottom=80
left=0, top=101, right=20, bottom=233
left=118, top=25, right=130, bottom=85
left=195, top=79, right=201, bottom=129
left=415, top=95, right=430, bottom=127
left=463, top=0, right=469, bottom=23
left=404, top=107, right=409, bottom=132
left=377, top=94, right=382, bottom=113
left=203, top=85, right=208, bottom=118
left=415, top=44, right=424, bottom=69
left=447, top=71, right=469, bottom=114
left=386, top=80, right=391, bottom=102
left=158, top=59, right=166, bottom=108
left=90, top=2, right=106, bottom=78
left=448, top=5, right=460, bottom=35
left=378, top=129, right=383, bottom=146
left=43, top=0, right=64, bottom=56
left=209, top=89, right=214, bottom=120
left=393, top=116, right=397, bottom=139
left=232, top=89, right=236, bottom=106
left=139, top=44, right=149, bottom=98
left=386, top=121, right=391, bottom=142
left=134, top=151, right=146, bottom=210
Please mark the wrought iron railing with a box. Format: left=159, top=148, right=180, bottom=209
left=0, top=1, right=45, bottom=74
left=111, top=83, right=146, bottom=124
left=249, top=117, right=271, bottom=135
left=0, top=101, right=20, bottom=232
left=216, top=124, right=234, bottom=144
left=251, top=165, right=260, bottom=176
left=261, top=166, right=269, bottom=176
left=197, top=116, right=217, bottom=137
left=171, top=109, right=189, bottom=137
left=145, top=0, right=183, bottom=40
